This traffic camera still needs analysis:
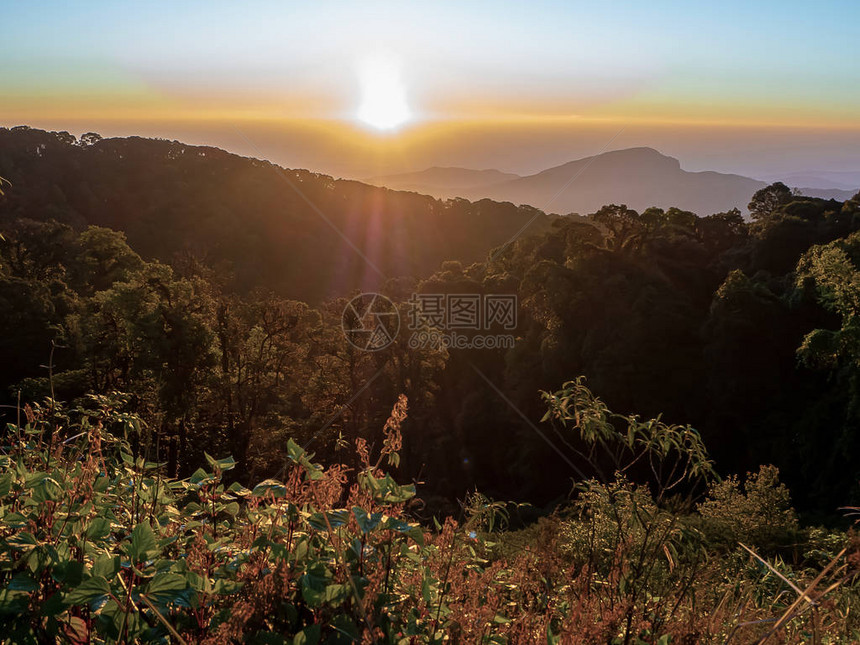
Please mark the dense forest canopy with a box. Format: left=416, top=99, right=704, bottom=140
left=0, top=127, right=553, bottom=303
left=1, top=127, right=860, bottom=518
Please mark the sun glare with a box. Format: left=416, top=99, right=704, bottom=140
left=357, top=56, right=412, bottom=131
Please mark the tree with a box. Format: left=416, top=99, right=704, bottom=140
left=71, top=226, right=143, bottom=295
left=795, top=231, right=860, bottom=374
left=748, top=181, right=793, bottom=222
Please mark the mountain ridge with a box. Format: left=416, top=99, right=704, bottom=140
left=0, top=126, right=554, bottom=304
left=371, top=148, right=860, bottom=216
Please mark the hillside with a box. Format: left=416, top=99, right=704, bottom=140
left=0, top=127, right=552, bottom=303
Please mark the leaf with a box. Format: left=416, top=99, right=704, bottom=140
left=189, top=468, right=215, bottom=486
left=421, top=576, right=432, bottom=604
left=383, top=517, right=425, bottom=546
left=0, top=588, right=30, bottom=614
left=0, top=472, right=12, bottom=497
left=307, top=509, right=350, bottom=531
left=52, top=560, right=85, bottom=586
left=287, top=439, right=324, bottom=480
left=64, top=576, right=111, bottom=606
left=63, top=616, right=88, bottom=645
left=86, top=517, right=112, bottom=540
left=7, top=532, right=38, bottom=549
left=7, top=572, right=37, bottom=592
left=146, top=573, right=188, bottom=604
left=93, top=554, right=120, bottom=580
left=204, top=453, right=236, bottom=473
left=324, top=583, right=348, bottom=605
left=251, top=479, right=287, bottom=498
left=227, top=481, right=251, bottom=495
left=219, top=501, right=240, bottom=516
left=330, top=615, right=359, bottom=641
left=2, top=511, right=29, bottom=528
left=352, top=507, right=383, bottom=534
left=293, top=623, right=321, bottom=645
left=128, top=521, right=160, bottom=562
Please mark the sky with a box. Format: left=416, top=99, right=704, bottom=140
left=2, top=0, right=860, bottom=180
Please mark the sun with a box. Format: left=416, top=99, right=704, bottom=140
left=356, top=56, right=412, bottom=131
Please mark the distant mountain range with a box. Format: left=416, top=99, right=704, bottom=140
left=369, top=147, right=859, bottom=216
left=769, top=171, right=860, bottom=191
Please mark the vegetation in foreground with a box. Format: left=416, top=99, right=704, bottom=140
left=1, top=384, right=857, bottom=644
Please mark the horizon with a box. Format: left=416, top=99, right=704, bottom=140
left=2, top=1, right=860, bottom=180
left=6, top=122, right=860, bottom=189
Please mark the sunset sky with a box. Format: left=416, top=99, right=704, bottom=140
left=3, top=0, right=859, bottom=179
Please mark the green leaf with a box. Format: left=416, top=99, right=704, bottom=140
left=52, top=560, right=85, bottom=586
left=7, top=532, right=38, bottom=549
left=287, top=439, right=324, bottom=480
left=128, top=521, right=160, bottom=562
left=293, top=623, right=321, bottom=645
left=251, top=479, right=287, bottom=498
left=93, top=554, right=120, bottom=580
left=204, top=453, right=236, bottom=473
left=307, top=509, right=350, bottom=531
left=0, top=472, right=13, bottom=497
left=0, top=588, right=30, bottom=614
left=228, top=481, right=251, bottom=495
left=7, top=572, right=37, bottom=592
left=189, top=468, right=215, bottom=485
left=324, top=583, right=348, bottom=605
left=330, top=615, right=359, bottom=641
left=2, top=511, right=29, bottom=528
left=86, top=517, right=112, bottom=540
left=64, top=575, right=111, bottom=606
left=146, top=573, right=188, bottom=604
left=352, top=507, right=383, bottom=534
left=219, top=501, right=240, bottom=516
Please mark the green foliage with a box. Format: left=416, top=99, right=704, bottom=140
left=748, top=181, right=794, bottom=223
left=0, top=395, right=429, bottom=643
left=541, top=377, right=715, bottom=499
left=796, top=231, right=860, bottom=371
left=697, top=465, right=799, bottom=551
left=0, top=391, right=857, bottom=643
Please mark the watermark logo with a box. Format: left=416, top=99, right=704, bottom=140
left=408, top=293, right=517, bottom=350
left=407, top=293, right=517, bottom=331
left=342, top=292, right=518, bottom=352
left=341, top=293, right=400, bottom=351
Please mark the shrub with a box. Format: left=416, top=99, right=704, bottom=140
left=697, top=464, right=799, bottom=551
left=0, top=391, right=856, bottom=643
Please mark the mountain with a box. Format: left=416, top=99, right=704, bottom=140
left=373, top=148, right=772, bottom=217
left=367, top=167, right=520, bottom=199
left=774, top=171, right=860, bottom=191
left=371, top=150, right=860, bottom=218
left=477, top=148, right=768, bottom=216
left=795, top=187, right=859, bottom=201
left=0, top=127, right=552, bottom=303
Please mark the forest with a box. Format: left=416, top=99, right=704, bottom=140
left=1, top=127, right=860, bottom=642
